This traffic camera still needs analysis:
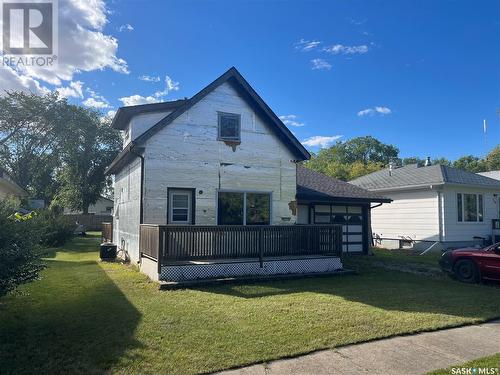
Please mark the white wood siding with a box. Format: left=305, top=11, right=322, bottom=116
left=441, top=185, right=500, bottom=242
left=142, top=82, right=297, bottom=226
left=122, top=110, right=173, bottom=148
left=113, top=158, right=142, bottom=262
left=370, top=189, right=439, bottom=241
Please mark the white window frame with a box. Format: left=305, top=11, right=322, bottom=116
left=457, top=192, right=484, bottom=223
left=168, top=189, right=192, bottom=224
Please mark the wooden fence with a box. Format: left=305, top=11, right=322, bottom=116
left=64, top=214, right=112, bottom=231
left=139, top=224, right=343, bottom=263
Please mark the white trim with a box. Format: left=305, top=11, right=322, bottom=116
left=169, top=189, right=192, bottom=224
left=456, top=192, right=484, bottom=224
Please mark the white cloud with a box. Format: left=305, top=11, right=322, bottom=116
left=323, top=44, right=369, bottom=55
left=279, top=114, right=305, bottom=127
left=56, top=80, right=84, bottom=98
left=357, top=106, right=392, bottom=117
left=294, top=39, right=322, bottom=51
left=120, top=75, right=180, bottom=106
left=302, top=135, right=342, bottom=148
left=0, top=0, right=128, bottom=94
left=118, top=24, right=134, bottom=32
left=311, top=58, right=332, bottom=70
left=83, top=96, right=110, bottom=109
left=139, top=75, right=161, bottom=82
left=119, top=94, right=159, bottom=106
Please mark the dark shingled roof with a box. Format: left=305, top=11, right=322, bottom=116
left=296, top=166, right=391, bottom=203
left=350, top=164, right=500, bottom=191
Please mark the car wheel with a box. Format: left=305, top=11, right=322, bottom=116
left=453, top=259, right=479, bottom=283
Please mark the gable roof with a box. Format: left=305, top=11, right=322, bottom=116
left=110, top=99, right=187, bottom=130
left=296, top=165, right=391, bottom=203
left=350, top=164, right=500, bottom=191
left=106, top=67, right=310, bottom=175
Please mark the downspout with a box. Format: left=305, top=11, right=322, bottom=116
left=437, top=190, right=443, bottom=243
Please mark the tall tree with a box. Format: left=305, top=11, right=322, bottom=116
left=54, top=107, right=121, bottom=213
left=452, top=155, right=487, bottom=172
left=485, top=146, right=500, bottom=170
left=305, top=136, right=398, bottom=180
left=0, top=92, right=68, bottom=201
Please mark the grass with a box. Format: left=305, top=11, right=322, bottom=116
left=427, top=353, right=500, bottom=374
left=1, top=234, right=500, bottom=374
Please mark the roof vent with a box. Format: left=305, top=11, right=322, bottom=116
left=425, top=157, right=432, bottom=167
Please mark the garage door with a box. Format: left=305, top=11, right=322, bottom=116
left=313, top=204, right=365, bottom=253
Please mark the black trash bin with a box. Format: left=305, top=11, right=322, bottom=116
left=100, top=243, right=117, bottom=261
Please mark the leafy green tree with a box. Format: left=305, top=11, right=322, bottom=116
left=0, top=92, right=68, bottom=202
left=453, top=155, right=487, bottom=172
left=485, top=146, right=500, bottom=170
left=432, top=157, right=451, bottom=166
left=305, top=136, right=398, bottom=180
left=402, top=157, right=424, bottom=165
left=54, top=107, right=121, bottom=213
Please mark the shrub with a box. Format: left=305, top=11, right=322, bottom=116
left=0, top=200, right=44, bottom=297
left=34, top=210, right=74, bottom=247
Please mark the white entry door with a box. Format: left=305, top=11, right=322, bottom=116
left=168, top=190, right=192, bottom=224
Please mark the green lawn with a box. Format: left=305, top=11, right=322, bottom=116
left=428, top=353, right=500, bottom=374
left=1, top=235, right=500, bottom=374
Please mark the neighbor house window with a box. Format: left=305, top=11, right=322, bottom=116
left=218, top=112, right=241, bottom=141
left=218, top=191, right=270, bottom=225
left=457, top=193, right=483, bottom=222
left=168, top=189, right=193, bottom=224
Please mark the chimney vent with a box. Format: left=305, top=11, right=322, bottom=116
left=425, top=157, right=432, bottom=167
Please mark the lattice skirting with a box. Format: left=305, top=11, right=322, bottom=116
left=160, top=257, right=343, bottom=282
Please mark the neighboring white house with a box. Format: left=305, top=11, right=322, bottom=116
left=478, top=170, right=500, bottom=180
left=105, top=67, right=388, bottom=282
left=63, top=196, right=114, bottom=215
left=0, top=167, right=26, bottom=201
left=351, top=162, right=500, bottom=250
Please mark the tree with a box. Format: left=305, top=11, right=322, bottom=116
left=453, top=155, right=487, bottom=172
left=485, top=146, right=500, bottom=170
left=432, top=157, right=451, bottom=166
left=305, top=136, right=398, bottom=180
left=54, top=107, right=121, bottom=213
left=402, top=157, right=424, bottom=165
left=0, top=92, right=68, bottom=202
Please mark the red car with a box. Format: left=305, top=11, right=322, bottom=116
left=439, top=244, right=500, bottom=283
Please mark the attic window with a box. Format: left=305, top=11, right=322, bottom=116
left=218, top=112, right=241, bottom=142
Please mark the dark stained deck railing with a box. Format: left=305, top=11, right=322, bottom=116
left=102, top=222, right=113, bottom=243
left=139, top=224, right=342, bottom=264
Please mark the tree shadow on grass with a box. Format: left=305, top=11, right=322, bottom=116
left=192, top=269, right=500, bottom=320
left=0, top=257, right=142, bottom=374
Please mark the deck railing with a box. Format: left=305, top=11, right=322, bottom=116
left=102, top=222, right=113, bottom=243
left=139, top=224, right=342, bottom=264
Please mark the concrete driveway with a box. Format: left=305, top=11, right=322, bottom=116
left=216, top=320, right=500, bottom=375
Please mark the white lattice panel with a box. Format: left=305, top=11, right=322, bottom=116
left=160, top=257, right=342, bottom=281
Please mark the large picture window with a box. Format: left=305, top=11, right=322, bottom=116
left=217, top=191, right=271, bottom=225
left=457, top=193, right=483, bottom=222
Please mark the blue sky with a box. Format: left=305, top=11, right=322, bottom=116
left=4, top=0, right=499, bottom=160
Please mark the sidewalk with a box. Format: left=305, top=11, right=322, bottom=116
left=217, top=320, right=500, bottom=375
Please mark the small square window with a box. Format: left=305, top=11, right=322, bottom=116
left=218, top=112, right=241, bottom=141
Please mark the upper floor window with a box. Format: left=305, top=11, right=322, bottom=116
left=457, top=193, right=483, bottom=222
left=218, top=112, right=241, bottom=142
